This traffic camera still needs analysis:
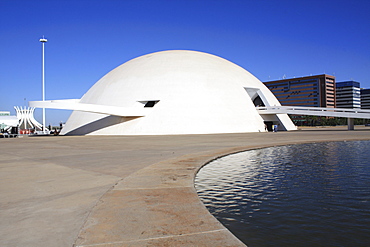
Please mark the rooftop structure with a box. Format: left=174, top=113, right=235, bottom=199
left=30, top=50, right=296, bottom=135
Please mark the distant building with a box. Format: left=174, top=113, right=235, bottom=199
left=0, top=111, right=10, bottom=116
left=263, top=74, right=336, bottom=108
left=0, top=111, right=18, bottom=131
left=361, top=88, right=370, bottom=109
left=336, top=81, right=361, bottom=108
left=1, top=108, right=44, bottom=135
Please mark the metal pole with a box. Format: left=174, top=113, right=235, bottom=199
left=39, top=36, right=47, bottom=132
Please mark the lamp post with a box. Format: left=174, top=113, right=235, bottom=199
left=39, top=36, right=47, bottom=133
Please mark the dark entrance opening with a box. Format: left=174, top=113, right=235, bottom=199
left=264, top=121, right=273, bottom=132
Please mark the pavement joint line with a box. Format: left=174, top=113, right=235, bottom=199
left=75, top=229, right=228, bottom=246
left=73, top=178, right=125, bottom=245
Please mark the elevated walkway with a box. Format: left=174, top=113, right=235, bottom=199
left=257, top=106, right=370, bottom=130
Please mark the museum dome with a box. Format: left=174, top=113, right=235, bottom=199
left=61, top=50, right=295, bottom=135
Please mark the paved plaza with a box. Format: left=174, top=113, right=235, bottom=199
left=1, top=127, right=370, bottom=246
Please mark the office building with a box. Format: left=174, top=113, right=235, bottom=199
left=361, top=88, right=370, bottom=109
left=263, top=74, right=336, bottom=108
left=335, top=81, right=361, bottom=108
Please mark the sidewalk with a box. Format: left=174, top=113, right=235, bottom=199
left=1, top=127, right=370, bottom=246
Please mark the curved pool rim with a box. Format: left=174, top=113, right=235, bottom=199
left=194, top=139, right=370, bottom=246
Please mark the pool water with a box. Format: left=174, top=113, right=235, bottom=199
left=195, top=141, right=370, bottom=247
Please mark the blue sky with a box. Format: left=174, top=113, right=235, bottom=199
left=1, top=0, right=369, bottom=125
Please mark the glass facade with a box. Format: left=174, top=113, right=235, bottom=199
left=361, top=88, right=370, bottom=109
left=336, top=81, right=361, bottom=108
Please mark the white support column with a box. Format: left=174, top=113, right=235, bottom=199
left=347, top=118, right=354, bottom=130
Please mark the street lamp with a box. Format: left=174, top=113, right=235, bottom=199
left=39, top=36, right=47, bottom=133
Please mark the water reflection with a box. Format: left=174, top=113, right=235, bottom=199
left=195, top=141, right=370, bottom=247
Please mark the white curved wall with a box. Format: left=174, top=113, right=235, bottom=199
left=61, top=50, right=296, bottom=135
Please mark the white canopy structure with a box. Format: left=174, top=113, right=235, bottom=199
left=30, top=50, right=296, bottom=135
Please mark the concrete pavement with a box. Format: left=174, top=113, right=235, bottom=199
left=1, top=127, right=370, bottom=246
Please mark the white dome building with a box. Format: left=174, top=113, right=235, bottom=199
left=31, top=50, right=296, bottom=135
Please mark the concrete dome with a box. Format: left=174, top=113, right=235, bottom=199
left=60, top=50, right=295, bottom=135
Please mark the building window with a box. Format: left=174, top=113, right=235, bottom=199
left=144, top=101, right=159, bottom=107
left=137, top=100, right=160, bottom=108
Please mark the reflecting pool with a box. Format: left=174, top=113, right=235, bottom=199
left=195, top=141, right=370, bottom=247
